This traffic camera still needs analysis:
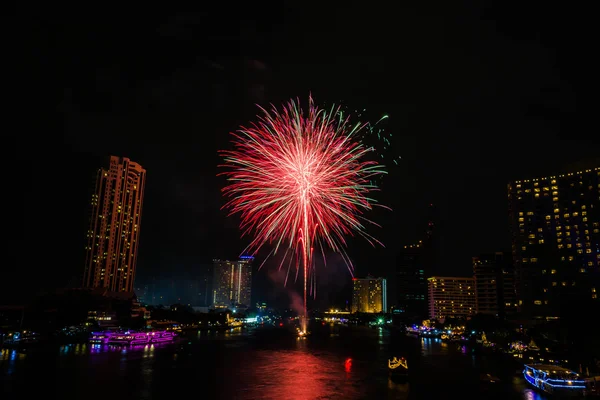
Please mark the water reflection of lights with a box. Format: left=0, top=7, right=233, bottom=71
left=523, top=388, right=545, bottom=400
left=344, top=358, right=352, bottom=373
left=387, top=377, right=409, bottom=393
left=1, top=348, right=25, bottom=376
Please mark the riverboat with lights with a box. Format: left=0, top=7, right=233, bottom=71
left=388, top=357, right=409, bottom=380
left=90, top=330, right=176, bottom=345
left=523, top=364, right=586, bottom=396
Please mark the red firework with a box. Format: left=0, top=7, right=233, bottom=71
left=219, top=97, right=386, bottom=323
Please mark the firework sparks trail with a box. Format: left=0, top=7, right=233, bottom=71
left=219, top=96, right=387, bottom=330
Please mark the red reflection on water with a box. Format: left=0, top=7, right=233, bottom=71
left=344, top=358, right=352, bottom=373
left=262, top=352, right=334, bottom=399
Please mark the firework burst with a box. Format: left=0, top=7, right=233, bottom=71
left=219, top=96, right=387, bottom=327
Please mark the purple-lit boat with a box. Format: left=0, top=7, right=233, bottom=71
left=89, top=330, right=176, bottom=345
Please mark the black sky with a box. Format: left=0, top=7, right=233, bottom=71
left=8, top=3, right=598, bottom=305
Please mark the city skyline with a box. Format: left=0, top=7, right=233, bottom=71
left=9, top=6, right=600, bottom=306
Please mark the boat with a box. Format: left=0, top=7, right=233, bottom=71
left=523, top=364, right=586, bottom=396
left=90, top=330, right=176, bottom=345
left=388, top=357, right=409, bottom=381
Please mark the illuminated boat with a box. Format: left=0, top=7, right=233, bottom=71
left=89, top=331, right=113, bottom=344
left=388, top=357, right=409, bottom=380
left=91, top=330, right=176, bottom=345
left=148, top=331, right=176, bottom=343
left=523, top=364, right=586, bottom=396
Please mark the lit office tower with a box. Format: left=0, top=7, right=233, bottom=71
left=508, top=167, right=599, bottom=320
left=212, top=257, right=253, bottom=308
left=473, top=252, right=517, bottom=318
left=427, top=277, right=476, bottom=320
left=83, top=156, right=146, bottom=292
left=352, top=276, right=387, bottom=313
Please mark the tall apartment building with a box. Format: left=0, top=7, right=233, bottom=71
left=352, top=276, right=387, bottom=313
left=396, top=204, right=436, bottom=318
left=508, top=166, right=599, bottom=320
left=427, top=277, right=476, bottom=320
left=212, top=256, right=253, bottom=308
left=83, top=156, right=146, bottom=292
left=473, top=252, right=517, bottom=317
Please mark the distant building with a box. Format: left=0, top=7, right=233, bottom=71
left=473, top=252, right=517, bottom=317
left=396, top=204, right=436, bottom=319
left=508, top=166, right=599, bottom=320
left=352, top=276, right=387, bottom=313
left=212, top=256, right=253, bottom=308
left=427, top=277, right=476, bottom=320
left=83, top=156, right=146, bottom=292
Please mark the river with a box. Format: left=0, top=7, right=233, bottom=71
left=1, top=323, right=551, bottom=399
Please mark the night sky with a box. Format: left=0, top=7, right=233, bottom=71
left=9, top=4, right=598, bottom=305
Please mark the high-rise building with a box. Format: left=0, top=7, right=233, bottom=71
left=396, top=204, right=435, bottom=318
left=352, top=276, right=387, bottom=313
left=212, top=256, right=253, bottom=308
left=427, top=277, right=476, bottom=320
left=473, top=252, right=517, bottom=317
left=83, top=156, right=146, bottom=292
left=508, top=167, right=599, bottom=320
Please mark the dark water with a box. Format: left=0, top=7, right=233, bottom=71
left=1, top=324, right=551, bottom=399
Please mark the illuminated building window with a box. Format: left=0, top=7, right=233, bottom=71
left=543, top=288, right=548, bottom=292
left=577, top=249, right=583, bottom=254
left=519, top=217, right=524, bottom=222
left=525, top=189, right=531, bottom=193
left=580, top=268, right=586, bottom=273
left=552, top=282, right=557, bottom=286
left=531, top=258, right=538, bottom=263
left=568, top=256, right=574, bottom=261
left=541, top=269, right=547, bottom=274
left=551, top=269, right=556, bottom=274
left=527, top=211, right=534, bottom=215
left=581, top=205, right=586, bottom=210
left=545, top=215, right=551, bottom=220
left=537, top=228, right=543, bottom=232
left=583, top=217, right=588, bottom=222
left=561, top=282, right=567, bottom=287
left=528, top=234, right=535, bottom=239
left=534, top=300, right=542, bottom=305
left=558, top=244, right=564, bottom=249
left=538, top=239, right=544, bottom=244
left=586, top=249, right=592, bottom=254
left=522, top=246, right=526, bottom=251
left=519, top=211, right=524, bottom=216
left=554, top=208, right=559, bottom=213
left=564, top=213, right=570, bottom=218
